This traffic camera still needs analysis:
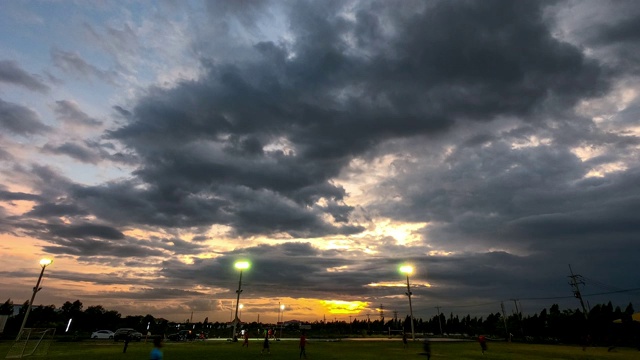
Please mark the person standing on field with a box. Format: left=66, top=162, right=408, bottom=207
left=422, top=337, right=431, bottom=359
left=261, top=333, right=270, bottom=354
left=299, top=332, right=307, bottom=359
left=478, top=335, right=487, bottom=354
left=242, top=330, right=250, bottom=347
left=150, top=337, right=163, bottom=360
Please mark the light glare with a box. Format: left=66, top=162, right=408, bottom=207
left=234, top=261, right=250, bottom=270
left=39, top=258, right=53, bottom=266
left=399, top=265, right=413, bottom=275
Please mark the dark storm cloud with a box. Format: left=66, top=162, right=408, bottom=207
left=49, top=223, right=125, bottom=240
left=42, top=236, right=165, bottom=258
left=6, top=1, right=637, bottom=319
left=0, top=190, right=42, bottom=202
left=0, top=98, right=50, bottom=135
left=563, top=1, right=640, bottom=75
left=151, top=241, right=597, bottom=317
left=0, top=60, right=50, bottom=93
left=157, top=243, right=361, bottom=297
left=376, top=133, right=640, bottom=252
left=102, top=0, right=607, bottom=238
left=86, top=287, right=209, bottom=301
left=151, top=236, right=210, bottom=256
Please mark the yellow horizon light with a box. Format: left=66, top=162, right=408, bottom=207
left=320, top=300, right=368, bottom=314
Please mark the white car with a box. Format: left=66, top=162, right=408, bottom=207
left=91, top=330, right=115, bottom=339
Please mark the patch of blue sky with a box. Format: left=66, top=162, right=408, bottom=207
left=37, top=152, right=134, bottom=186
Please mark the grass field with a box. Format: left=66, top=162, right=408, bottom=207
left=1, top=339, right=639, bottom=360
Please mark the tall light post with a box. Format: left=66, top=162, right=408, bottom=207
left=400, top=265, right=415, bottom=341
left=17, top=259, right=53, bottom=340
left=231, top=261, right=250, bottom=340
left=279, top=304, right=285, bottom=339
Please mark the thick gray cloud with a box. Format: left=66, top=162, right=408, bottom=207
left=0, top=98, right=50, bottom=135
left=97, top=0, right=609, bottom=240
left=52, top=100, right=102, bottom=127
left=0, top=60, right=50, bottom=93
left=41, top=142, right=101, bottom=163
left=2, top=0, right=639, bottom=320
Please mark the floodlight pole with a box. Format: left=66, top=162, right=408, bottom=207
left=279, top=304, right=285, bottom=339
left=231, top=263, right=248, bottom=340
left=405, top=273, right=415, bottom=341
left=17, top=260, right=52, bottom=341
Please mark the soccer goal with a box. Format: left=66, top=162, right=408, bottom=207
left=5, top=328, right=56, bottom=359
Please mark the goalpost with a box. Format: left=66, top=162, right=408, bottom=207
left=5, top=328, right=56, bottom=359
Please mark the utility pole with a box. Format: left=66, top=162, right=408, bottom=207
left=510, top=299, right=524, bottom=336
left=435, top=306, right=443, bottom=335
left=500, top=301, right=509, bottom=341
left=367, top=314, right=371, bottom=333
left=379, top=304, right=385, bottom=322
left=568, top=264, right=589, bottom=319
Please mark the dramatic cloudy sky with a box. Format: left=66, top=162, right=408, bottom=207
left=1, top=0, right=639, bottom=323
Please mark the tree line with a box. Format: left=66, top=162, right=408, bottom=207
left=0, top=298, right=638, bottom=348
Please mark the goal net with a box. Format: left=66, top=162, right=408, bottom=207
left=5, top=328, right=56, bottom=359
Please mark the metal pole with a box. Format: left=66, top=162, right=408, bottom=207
left=279, top=306, right=284, bottom=339
left=231, top=270, right=243, bottom=340
left=17, top=265, right=47, bottom=341
left=406, top=274, right=415, bottom=341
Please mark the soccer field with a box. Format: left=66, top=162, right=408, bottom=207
left=1, top=338, right=639, bottom=360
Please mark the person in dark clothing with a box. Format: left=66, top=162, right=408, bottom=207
left=261, top=334, right=270, bottom=354
left=478, top=335, right=487, bottom=354
left=242, top=331, right=249, bottom=347
left=299, top=332, right=307, bottom=359
left=422, top=337, right=431, bottom=359
left=122, top=334, right=130, bottom=353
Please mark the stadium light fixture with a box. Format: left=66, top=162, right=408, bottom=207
left=16, top=258, right=53, bottom=341
left=231, top=261, right=250, bottom=340
left=400, top=264, right=415, bottom=341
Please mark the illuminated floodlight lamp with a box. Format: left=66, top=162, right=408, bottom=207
left=279, top=304, right=286, bottom=339
left=399, top=265, right=414, bottom=275
left=40, top=259, right=53, bottom=267
left=231, top=260, right=250, bottom=340
left=399, top=264, right=415, bottom=341
left=16, top=258, right=53, bottom=340
left=235, top=261, right=250, bottom=270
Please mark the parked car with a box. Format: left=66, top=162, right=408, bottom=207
left=91, top=330, right=114, bottom=339
left=167, top=330, right=196, bottom=341
left=113, top=328, right=143, bottom=342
